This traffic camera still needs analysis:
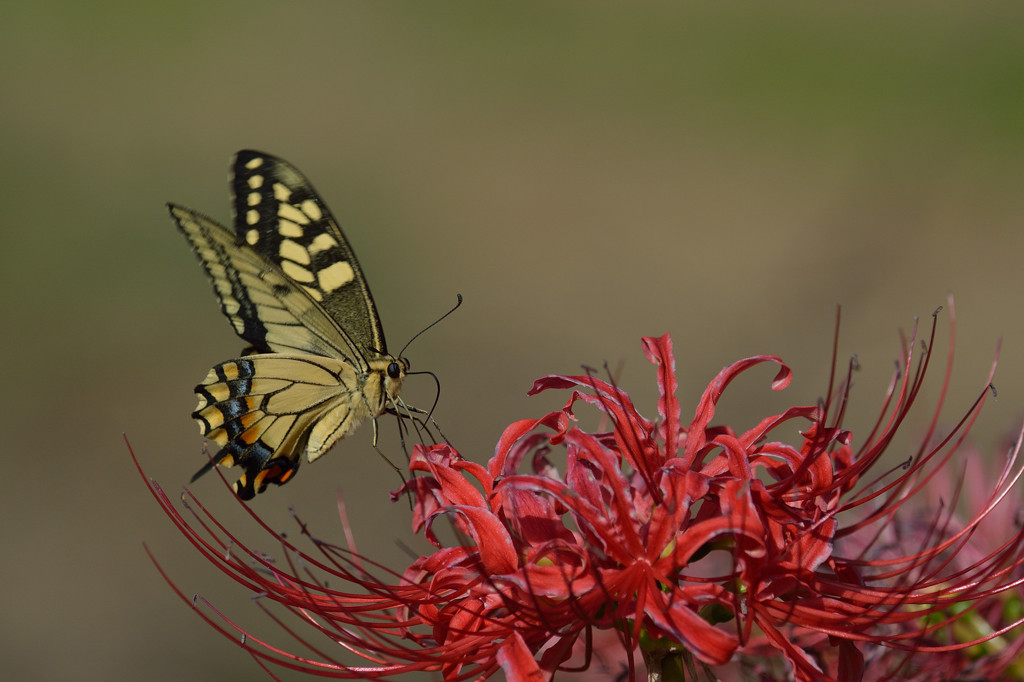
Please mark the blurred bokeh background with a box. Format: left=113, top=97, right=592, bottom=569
left=3, top=2, right=1024, bottom=680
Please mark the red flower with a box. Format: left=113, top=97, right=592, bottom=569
left=137, top=301, right=1024, bottom=681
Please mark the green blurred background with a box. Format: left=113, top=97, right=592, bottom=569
left=3, top=2, right=1024, bottom=680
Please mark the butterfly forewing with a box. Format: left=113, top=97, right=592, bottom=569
left=169, top=205, right=360, bottom=359
left=230, top=150, right=387, bottom=361
left=169, top=151, right=408, bottom=499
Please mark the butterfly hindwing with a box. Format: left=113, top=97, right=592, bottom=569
left=170, top=151, right=410, bottom=499
left=190, top=354, right=388, bottom=499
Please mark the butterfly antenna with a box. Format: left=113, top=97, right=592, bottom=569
left=398, top=294, right=463, bottom=358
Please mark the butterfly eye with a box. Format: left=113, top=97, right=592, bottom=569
left=387, top=362, right=402, bottom=379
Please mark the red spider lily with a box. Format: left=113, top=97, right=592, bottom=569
left=137, top=301, right=1024, bottom=681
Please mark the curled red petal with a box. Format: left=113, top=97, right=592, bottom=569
left=423, top=505, right=518, bottom=575
left=413, top=444, right=492, bottom=507
left=643, top=588, right=738, bottom=665
left=681, top=355, right=791, bottom=467
left=497, top=632, right=546, bottom=682
left=641, top=334, right=681, bottom=458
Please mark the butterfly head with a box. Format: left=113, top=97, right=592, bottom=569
left=373, top=353, right=410, bottom=404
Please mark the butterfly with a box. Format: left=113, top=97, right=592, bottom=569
left=169, top=150, right=410, bottom=499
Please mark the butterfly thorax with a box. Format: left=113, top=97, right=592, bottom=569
left=305, top=352, right=408, bottom=463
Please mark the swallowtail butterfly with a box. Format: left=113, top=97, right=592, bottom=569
left=169, top=150, right=409, bottom=499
